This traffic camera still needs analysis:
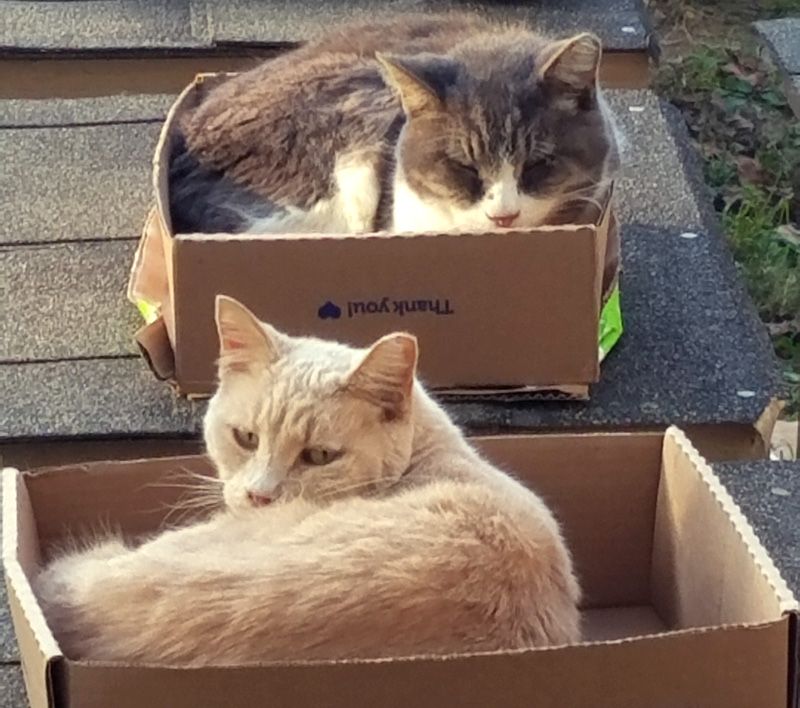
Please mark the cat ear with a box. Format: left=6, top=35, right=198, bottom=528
left=347, top=333, right=418, bottom=420
left=214, top=295, right=281, bottom=375
left=539, top=33, right=602, bottom=92
left=376, top=53, right=457, bottom=118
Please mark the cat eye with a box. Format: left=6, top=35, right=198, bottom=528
left=451, top=160, right=479, bottom=177
left=300, top=447, right=342, bottom=466
left=232, top=428, right=259, bottom=451
left=449, top=159, right=484, bottom=200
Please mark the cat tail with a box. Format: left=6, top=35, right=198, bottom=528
left=168, top=130, right=278, bottom=235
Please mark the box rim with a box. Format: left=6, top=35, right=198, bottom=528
left=175, top=221, right=598, bottom=242
left=54, top=616, right=790, bottom=672
left=663, top=426, right=799, bottom=617
left=10, top=430, right=658, bottom=479
left=2, top=468, right=64, bottom=662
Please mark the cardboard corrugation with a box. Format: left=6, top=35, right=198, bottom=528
left=3, top=429, right=799, bottom=708
left=128, top=72, right=620, bottom=399
left=652, top=429, right=797, bottom=635
left=2, top=472, right=62, bottom=708
left=665, top=428, right=797, bottom=615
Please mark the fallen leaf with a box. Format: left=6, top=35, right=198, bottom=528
left=736, top=156, right=767, bottom=184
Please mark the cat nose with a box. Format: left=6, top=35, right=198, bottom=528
left=487, top=211, right=520, bottom=228
left=247, top=490, right=273, bottom=507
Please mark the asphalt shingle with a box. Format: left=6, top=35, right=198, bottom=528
left=0, top=665, right=26, bottom=708
left=754, top=18, right=800, bottom=75
left=0, top=358, right=202, bottom=440
left=207, top=0, right=648, bottom=50
left=0, top=94, right=176, bottom=127
left=715, top=460, right=800, bottom=598
left=0, top=0, right=649, bottom=54
left=0, top=91, right=781, bottom=440
left=0, top=121, right=161, bottom=244
left=0, top=1, right=208, bottom=52
left=2, top=241, right=140, bottom=362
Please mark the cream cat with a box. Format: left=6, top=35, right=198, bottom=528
left=35, top=296, right=580, bottom=665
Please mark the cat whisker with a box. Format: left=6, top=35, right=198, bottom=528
left=152, top=476, right=224, bottom=529
left=556, top=178, right=614, bottom=200
left=556, top=194, right=605, bottom=212
left=158, top=497, right=222, bottom=531
left=139, top=468, right=223, bottom=503
left=154, top=467, right=222, bottom=486
left=315, top=479, right=385, bottom=501
left=163, top=495, right=222, bottom=510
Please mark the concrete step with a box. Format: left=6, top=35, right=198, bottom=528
left=753, top=18, right=800, bottom=117
left=0, top=0, right=650, bottom=54
left=0, top=0, right=653, bottom=97
left=715, top=460, right=800, bottom=595
left=0, top=88, right=782, bottom=452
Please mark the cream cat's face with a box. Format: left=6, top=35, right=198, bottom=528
left=204, top=296, right=418, bottom=512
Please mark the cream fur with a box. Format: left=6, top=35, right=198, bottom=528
left=35, top=296, right=580, bottom=666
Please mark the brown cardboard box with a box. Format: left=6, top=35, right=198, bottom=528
left=128, top=73, right=620, bottom=399
left=3, top=427, right=797, bottom=708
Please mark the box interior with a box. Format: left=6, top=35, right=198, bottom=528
left=9, top=430, right=791, bottom=643
left=4, top=428, right=796, bottom=708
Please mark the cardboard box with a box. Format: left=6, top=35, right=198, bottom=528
left=3, top=427, right=797, bottom=708
left=128, top=73, right=622, bottom=399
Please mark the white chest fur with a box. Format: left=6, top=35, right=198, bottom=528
left=392, top=178, right=459, bottom=233
left=245, top=154, right=382, bottom=235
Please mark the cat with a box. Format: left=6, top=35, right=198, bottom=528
left=170, top=12, right=619, bottom=236
left=35, top=295, right=581, bottom=666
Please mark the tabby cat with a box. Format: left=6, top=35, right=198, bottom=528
left=170, top=13, right=619, bottom=235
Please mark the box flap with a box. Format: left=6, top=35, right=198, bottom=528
left=127, top=208, right=169, bottom=317
left=652, top=428, right=798, bottom=629
left=601, top=205, right=620, bottom=302
left=2, top=469, right=63, bottom=708
left=126, top=76, right=203, bottom=348
left=790, top=611, right=799, bottom=708
left=134, top=317, right=176, bottom=382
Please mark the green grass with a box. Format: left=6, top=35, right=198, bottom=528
left=656, top=42, right=800, bottom=415
left=723, top=190, right=800, bottom=322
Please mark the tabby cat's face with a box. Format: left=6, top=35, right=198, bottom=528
left=381, top=32, right=617, bottom=230
left=204, top=297, right=417, bottom=513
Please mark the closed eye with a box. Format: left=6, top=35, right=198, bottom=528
left=451, top=160, right=479, bottom=177
left=448, top=159, right=484, bottom=201
left=300, top=447, right=343, bottom=466
left=520, top=157, right=554, bottom=190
